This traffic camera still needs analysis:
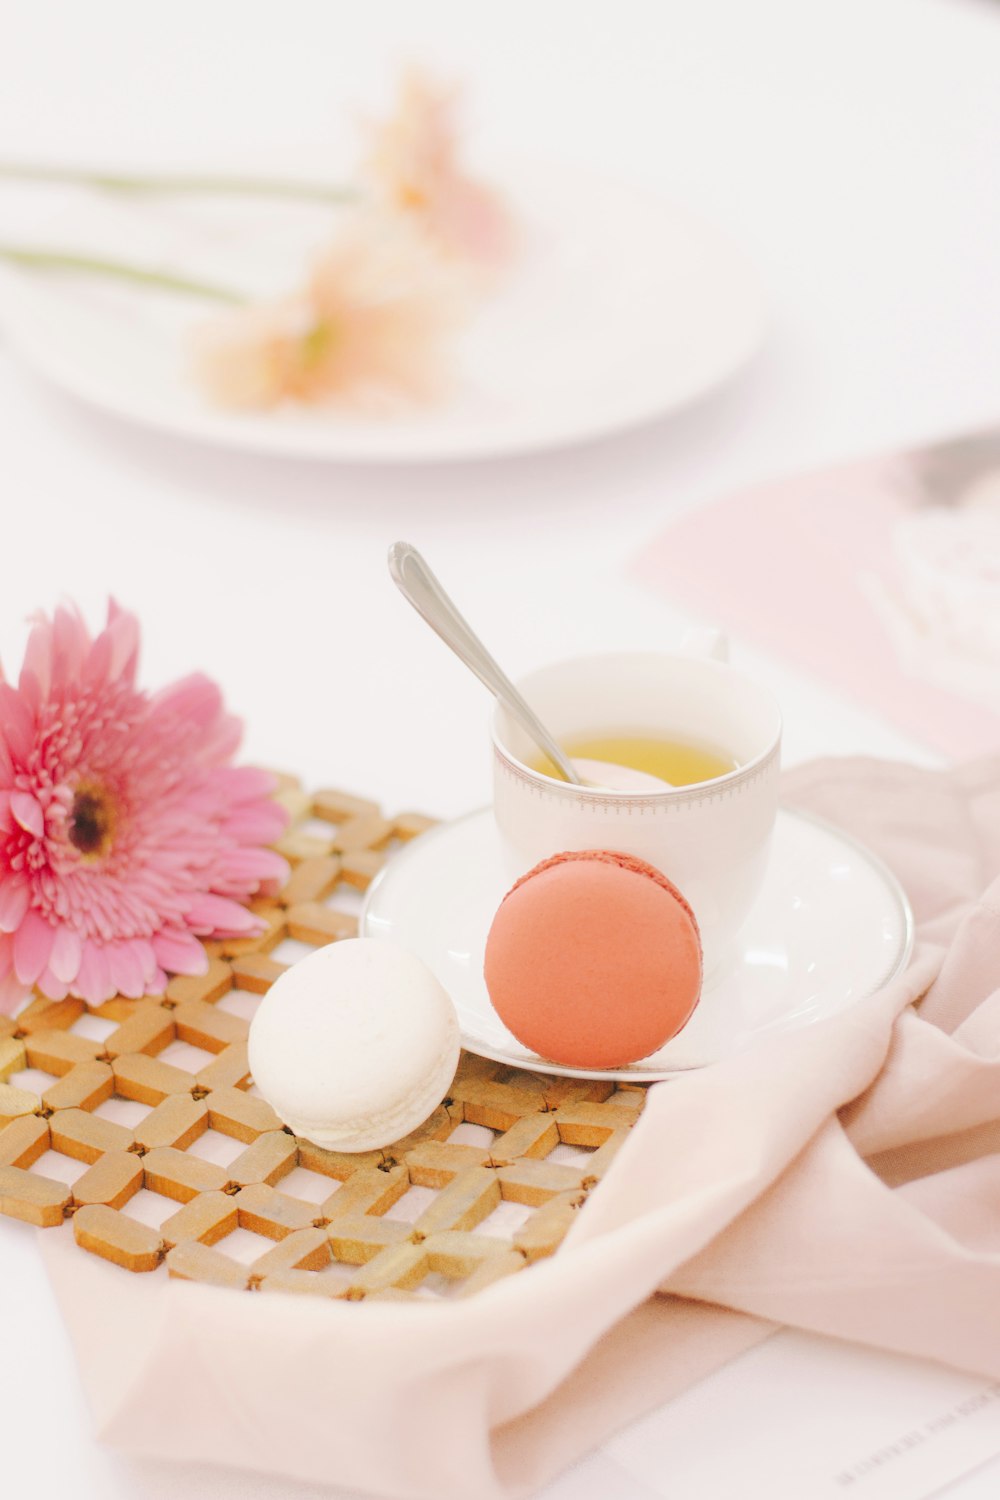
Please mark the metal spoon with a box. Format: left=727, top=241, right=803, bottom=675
left=388, top=541, right=584, bottom=786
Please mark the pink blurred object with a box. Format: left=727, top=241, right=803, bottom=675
left=194, top=215, right=463, bottom=411
left=365, top=67, right=515, bottom=269
left=632, top=430, right=1000, bottom=758
left=0, top=601, right=288, bottom=1010
left=196, top=68, right=515, bottom=413
left=40, top=753, right=1000, bottom=1499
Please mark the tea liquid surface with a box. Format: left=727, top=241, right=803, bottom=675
left=531, top=733, right=738, bottom=787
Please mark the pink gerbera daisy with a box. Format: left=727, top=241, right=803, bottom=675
left=0, top=602, right=289, bottom=1012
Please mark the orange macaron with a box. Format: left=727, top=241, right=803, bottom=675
left=483, top=849, right=702, bottom=1069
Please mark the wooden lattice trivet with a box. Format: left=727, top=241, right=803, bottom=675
left=0, top=777, right=647, bottom=1300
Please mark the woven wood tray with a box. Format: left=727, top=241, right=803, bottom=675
left=0, top=777, right=647, bottom=1300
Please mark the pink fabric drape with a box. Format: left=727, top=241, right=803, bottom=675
left=41, top=756, right=1000, bottom=1499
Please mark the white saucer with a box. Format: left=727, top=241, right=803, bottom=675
left=0, top=162, right=765, bottom=464
left=361, top=806, right=914, bottom=1082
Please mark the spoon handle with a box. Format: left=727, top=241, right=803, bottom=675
left=388, top=542, right=583, bottom=786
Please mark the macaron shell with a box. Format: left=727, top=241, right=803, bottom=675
left=248, top=938, right=461, bottom=1152
left=484, top=851, right=702, bottom=1069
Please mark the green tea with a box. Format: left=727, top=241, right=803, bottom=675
left=531, top=733, right=737, bottom=787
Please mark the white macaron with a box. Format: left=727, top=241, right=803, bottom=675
left=248, top=937, right=460, bottom=1153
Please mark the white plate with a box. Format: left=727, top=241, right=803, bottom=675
left=361, top=806, right=914, bottom=1082
left=0, top=163, right=765, bottom=462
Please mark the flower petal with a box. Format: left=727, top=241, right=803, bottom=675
left=73, top=942, right=112, bottom=1005
left=217, top=766, right=279, bottom=803
left=49, top=926, right=83, bottom=985
left=221, top=807, right=288, bottom=844
left=10, top=790, right=45, bottom=839
left=184, top=894, right=259, bottom=936
left=217, top=846, right=290, bottom=888
left=106, top=941, right=146, bottom=1000
left=0, top=879, right=31, bottom=934
left=104, top=601, right=141, bottom=683
left=36, top=968, right=69, bottom=1002
left=16, top=668, right=42, bottom=716
left=83, top=627, right=113, bottom=687
left=13, top=909, right=56, bottom=987
left=134, top=941, right=160, bottom=986
left=0, top=968, right=30, bottom=1015
left=20, top=613, right=54, bottom=699
left=0, top=931, right=13, bottom=981
left=0, top=682, right=34, bottom=767
left=152, top=928, right=209, bottom=977
left=50, top=605, right=89, bottom=689
left=151, top=672, right=222, bottom=730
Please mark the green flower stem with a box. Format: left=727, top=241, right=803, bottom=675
left=0, top=245, right=246, bottom=303
left=0, top=162, right=356, bottom=206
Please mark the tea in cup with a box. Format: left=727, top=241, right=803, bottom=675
left=530, top=732, right=739, bottom=787
left=492, top=649, right=782, bottom=972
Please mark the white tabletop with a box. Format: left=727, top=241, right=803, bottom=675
left=1, top=0, right=999, bottom=1495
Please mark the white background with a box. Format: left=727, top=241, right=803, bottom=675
left=0, top=0, right=999, bottom=1495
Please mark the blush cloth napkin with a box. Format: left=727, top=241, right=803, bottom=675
left=40, top=755, right=1000, bottom=1500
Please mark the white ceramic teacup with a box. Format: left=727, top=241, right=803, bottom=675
left=491, top=643, right=782, bottom=973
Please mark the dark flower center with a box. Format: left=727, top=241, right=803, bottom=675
left=69, top=785, right=116, bottom=859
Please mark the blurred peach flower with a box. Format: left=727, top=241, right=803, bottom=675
left=364, top=69, right=514, bottom=269
left=194, top=216, right=462, bottom=410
